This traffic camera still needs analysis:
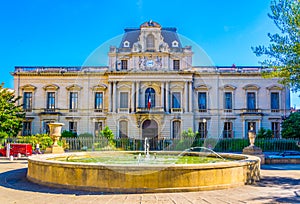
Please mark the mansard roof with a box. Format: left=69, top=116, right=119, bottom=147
left=119, top=23, right=182, bottom=49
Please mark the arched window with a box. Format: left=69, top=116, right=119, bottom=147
left=119, top=120, right=128, bottom=138
left=146, top=34, right=154, bottom=50
left=145, top=88, right=155, bottom=108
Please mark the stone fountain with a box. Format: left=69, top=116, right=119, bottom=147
left=45, top=123, right=65, bottom=154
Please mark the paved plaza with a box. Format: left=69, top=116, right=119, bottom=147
left=0, top=159, right=299, bottom=204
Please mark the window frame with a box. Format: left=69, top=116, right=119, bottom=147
left=119, top=92, right=129, bottom=109
left=172, top=120, right=181, bottom=139
left=173, top=60, right=180, bottom=70
left=270, top=92, right=280, bottom=112
left=23, top=92, right=33, bottom=112
left=46, top=92, right=56, bottom=111
left=224, top=92, right=232, bottom=112
left=119, top=120, right=128, bottom=138
left=69, top=92, right=78, bottom=112
left=94, top=92, right=104, bottom=111
left=198, top=92, right=207, bottom=112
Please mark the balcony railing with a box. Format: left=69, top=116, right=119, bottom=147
left=171, top=108, right=182, bottom=113
left=118, top=108, right=129, bottom=113
left=242, top=109, right=262, bottom=113
left=94, top=108, right=103, bottom=112
left=44, top=108, right=56, bottom=112
left=271, top=109, right=280, bottom=113
left=224, top=109, right=232, bottom=113
left=198, top=109, right=207, bottom=112
left=136, top=107, right=164, bottom=113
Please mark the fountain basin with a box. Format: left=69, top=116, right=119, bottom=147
left=27, top=151, right=260, bottom=193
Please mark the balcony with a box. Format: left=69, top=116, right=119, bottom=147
left=136, top=107, right=164, bottom=113
left=224, top=109, right=233, bottom=113
left=271, top=109, right=280, bottom=113
left=171, top=108, right=182, bottom=113
left=118, top=108, right=130, bottom=113
left=94, top=109, right=103, bottom=113
left=198, top=109, right=207, bottom=113
left=241, top=109, right=263, bottom=116
left=40, top=108, right=62, bottom=115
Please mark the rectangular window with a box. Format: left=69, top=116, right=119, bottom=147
left=172, top=121, right=181, bottom=139
left=247, top=92, right=256, bottom=110
left=173, top=60, right=180, bottom=70
left=198, top=92, right=207, bottom=111
left=69, top=92, right=78, bottom=112
left=119, top=121, right=128, bottom=138
left=223, top=122, right=233, bottom=138
left=271, top=92, right=279, bottom=112
left=69, top=121, right=77, bottom=134
left=46, top=92, right=55, bottom=111
left=120, top=92, right=128, bottom=108
left=22, top=121, right=31, bottom=136
left=94, top=121, right=103, bottom=137
left=172, top=92, right=181, bottom=108
left=121, top=60, right=128, bottom=70
left=224, top=92, right=232, bottom=111
left=272, top=122, right=280, bottom=138
left=23, top=92, right=32, bottom=112
left=94, top=92, right=103, bottom=111
left=198, top=122, right=207, bottom=138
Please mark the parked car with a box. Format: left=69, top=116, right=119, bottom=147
left=0, top=143, right=32, bottom=157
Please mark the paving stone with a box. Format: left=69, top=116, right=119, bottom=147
left=0, top=159, right=299, bottom=204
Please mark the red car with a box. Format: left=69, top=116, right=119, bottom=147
left=0, top=143, right=32, bottom=157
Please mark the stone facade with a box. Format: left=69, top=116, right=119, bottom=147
left=12, top=21, right=290, bottom=140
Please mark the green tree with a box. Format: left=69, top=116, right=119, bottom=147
left=0, top=83, right=25, bottom=139
left=181, top=128, right=195, bottom=138
left=257, top=127, right=273, bottom=139
left=252, top=0, right=300, bottom=91
left=281, top=112, right=300, bottom=138
left=100, top=126, right=115, bottom=147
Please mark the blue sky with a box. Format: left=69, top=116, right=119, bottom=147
left=0, top=0, right=299, bottom=107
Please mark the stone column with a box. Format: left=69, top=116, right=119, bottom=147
left=185, top=81, right=188, bottom=113
left=189, top=81, right=193, bottom=112
left=165, top=81, right=169, bottom=113
left=161, top=82, right=164, bottom=110
left=136, top=81, right=140, bottom=110
left=108, top=81, right=112, bottom=112
left=113, top=81, right=117, bottom=113
left=131, top=82, right=135, bottom=112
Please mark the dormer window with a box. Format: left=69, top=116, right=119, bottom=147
left=172, top=40, right=179, bottom=47
left=123, top=41, right=130, bottom=48
left=146, top=34, right=155, bottom=50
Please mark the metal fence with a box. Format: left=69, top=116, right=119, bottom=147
left=62, top=137, right=300, bottom=153
left=1, top=137, right=299, bottom=153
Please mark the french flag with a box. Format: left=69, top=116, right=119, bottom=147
left=147, top=94, right=151, bottom=110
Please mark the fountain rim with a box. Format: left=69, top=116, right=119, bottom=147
left=28, top=151, right=258, bottom=169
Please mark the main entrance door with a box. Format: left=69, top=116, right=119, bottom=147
left=142, top=119, right=158, bottom=150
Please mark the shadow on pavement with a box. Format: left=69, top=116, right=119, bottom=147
left=0, top=168, right=115, bottom=196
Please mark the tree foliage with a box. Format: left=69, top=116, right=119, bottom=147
left=252, top=0, right=300, bottom=91
left=281, top=112, right=300, bottom=138
left=100, top=126, right=115, bottom=147
left=0, top=83, right=25, bottom=138
left=257, top=127, right=273, bottom=139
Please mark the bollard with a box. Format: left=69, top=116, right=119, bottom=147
left=9, top=155, right=13, bottom=161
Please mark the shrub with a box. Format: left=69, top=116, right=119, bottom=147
left=78, top=132, right=93, bottom=137
left=257, top=128, right=273, bottom=138
left=61, top=130, right=77, bottom=137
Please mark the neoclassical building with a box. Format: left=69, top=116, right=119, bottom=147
left=12, top=21, right=290, bottom=141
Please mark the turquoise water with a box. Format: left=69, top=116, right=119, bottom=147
left=50, top=152, right=228, bottom=165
